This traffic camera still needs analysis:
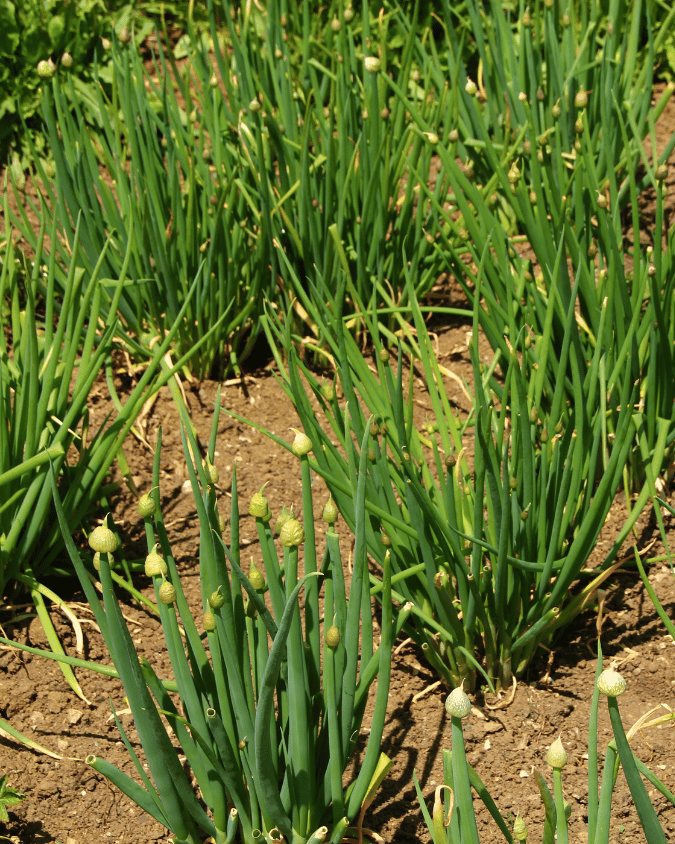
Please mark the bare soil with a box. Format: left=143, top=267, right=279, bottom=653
left=2, top=74, right=675, bottom=844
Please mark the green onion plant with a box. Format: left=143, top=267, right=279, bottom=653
left=378, top=0, right=675, bottom=487
left=0, top=204, right=220, bottom=698
left=209, top=0, right=447, bottom=335
left=42, top=391, right=399, bottom=844
left=13, top=30, right=265, bottom=380
left=14, top=0, right=464, bottom=377
left=417, top=647, right=674, bottom=843
left=255, top=274, right=661, bottom=691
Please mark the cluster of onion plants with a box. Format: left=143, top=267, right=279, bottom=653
left=0, top=206, right=203, bottom=697
left=210, top=0, right=447, bottom=332
left=257, top=275, right=656, bottom=692
left=24, top=391, right=399, bottom=844
left=375, top=0, right=675, bottom=486
left=420, top=648, right=674, bottom=843
left=14, top=31, right=261, bottom=380
left=12, top=0, right=454, bottom=379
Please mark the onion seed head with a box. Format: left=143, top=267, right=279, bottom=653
left=291, top=428, right=312, bottom=456
left=158, top=580, right=177, bottom=605
left=248, top=566, right=266, bottom=591
left=138, top=493, right=156, bottom=518
left=547, top=735, right=567, bottom=769
left=445, top=684, right=471, bottom=719
left=145, top=550, right=167, bottom=578
left=203, top=460, right=219, bottom=484
left=322, top=496, right=338, bottom=525
left=249, top=487, right=270, bottom=519
left=574, top=89, right=588, bottom=108
left=89, top=525, right=118, bottom=554
left=209, top=587, right=226, bottom=609
left=597, top=668, right=626, bottom=697
left=513, top=814, right=528, bottom=841
left=280, top=517, right=305, bottom=547
left=325, top=625, right=340, bottom=648
left=37, top=58, right=56, bottom=79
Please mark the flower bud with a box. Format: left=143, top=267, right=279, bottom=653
left=513, top=814, right=528, bottom=841
left=280, top=517, right=304, bottom=547
left=322, top=496, right=338, bottom=524
left=344, top=6, right=354, bottom=21
left=547, top=735, right=567, bottom=769
left=249, top=566, right=266, bottom=591
left=37, top=59, right=56, bottom=79
left=203, top=460, right=219, bottom=484
left=158, top=580, right=177, bottom=605
left=574, top=90, right=588, bottom=108
left=325, top=625, right=340, bottom=648
left=445, top=684, right=471, bottom=719
left=597, top=667, right=626, bottom=697
left=203, top=611, right=216, bottom=631
left=364, top=56, right=381, bottom=74
left=552, top=102, right=561, bottom=119
left=320, top=382, right=335, bottom=402
left=61, top=52, right=73, bottom=68
left=209, top=587, right=226, bottom=609
left=138, top=493, right=156, bottom=518
left=145, top=549, right=168, bottom=577
left=275, top=504, right=293, bottom=536
left=249, top=98, right=261, bottom=113
left=656, top=163, right=668, bottom=181
left=291, top=428, right=312, bottom=456
left=93, top=552, right=113, bottom=572
left=118, top=27, right=131, bottom=44
left=249, top=487, right=270, bottom=519
left=465, top=77, right=477, bottom=96
left=331, top=18, right=341, bottom=32
left=89, top=524, right=118, bottom=554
